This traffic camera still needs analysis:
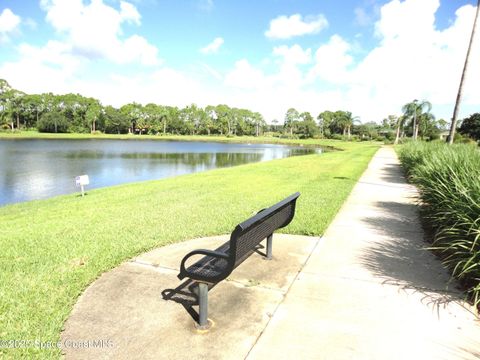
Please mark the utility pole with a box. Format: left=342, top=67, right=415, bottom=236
left=412, top=99, right=418, bottom=140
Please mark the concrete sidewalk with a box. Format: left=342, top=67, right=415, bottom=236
left=62, top=147, right=480, bottom=359
left=247, top=147, right=480, bottom=360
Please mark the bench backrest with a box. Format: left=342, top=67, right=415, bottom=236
left=229, top=192, right=300, bottom=267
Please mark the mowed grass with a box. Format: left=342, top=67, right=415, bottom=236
left=0, top=140, right=378, bottom=358
left=0, top=130, right=368, bottom=151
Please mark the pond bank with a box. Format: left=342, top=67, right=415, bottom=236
left=0, top=131, right=371, bottom=151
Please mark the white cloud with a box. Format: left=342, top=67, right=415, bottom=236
left=93, top=69, right=208, bottom=108
left=199, top=63, right=223, bottom=80
left=224, top=59, right=267, bottom=90
left=374, top=0, right=437, bottom=42
left=265, top=14, right=328, bottom=39
left=122, top=35, right=160, bottom=65
left=271, top=45, right=311, bottom=88
left=200, top=37, right=224, bottom=54
left=0, top=41, right=83, bottom=95
left=0, top=8, right=21, bottom=42
left=308, top=35, right=353, bottom=84
left=120, top=1, right=141, bottom=25
left=40, top=0, right=160, bottom=65
left=273, top=44, right=311, bottom=65
left=219, top=44, right=315, bottom=108
left=222, top=47, right=320, bottom=117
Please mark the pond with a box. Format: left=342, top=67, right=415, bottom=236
left=0, top=139, right=323, bottom=206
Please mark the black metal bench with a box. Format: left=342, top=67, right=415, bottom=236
left=177, top=192, right=300, bottom=329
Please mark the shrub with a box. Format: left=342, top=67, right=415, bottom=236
left=385, top=132, right=395, bottom=141
left=459, top=113, right=480, bottom=141
left=263, top=131, right=280, bottom=137
left=278, top=133, right=299, bottom=139
left=398, top=141, right=480, bottom=308
left=329, top=134, right=344, bottom=140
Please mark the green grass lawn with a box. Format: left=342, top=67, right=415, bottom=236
left=0, top=137, right=379, bottom=358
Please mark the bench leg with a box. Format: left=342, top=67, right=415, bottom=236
left=198, top=282, right=209, bottom=329
left=266, top=234, right=273, bottom=260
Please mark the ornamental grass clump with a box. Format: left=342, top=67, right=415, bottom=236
left=398, top=141, right=480, bottom=307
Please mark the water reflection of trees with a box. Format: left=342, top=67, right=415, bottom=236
left=287, top=148, right=319, bottom=156
left=62, top=148, right=319, bottom=169
left=63, top=148, right=318, bottom=162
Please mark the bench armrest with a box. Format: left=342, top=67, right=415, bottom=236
left=178, top=249, right=230, bottom=280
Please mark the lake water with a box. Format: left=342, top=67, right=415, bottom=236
left=0, top=139, right=322, bottom=206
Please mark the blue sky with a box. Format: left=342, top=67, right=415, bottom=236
left=0, top=0, right=479, bottom=123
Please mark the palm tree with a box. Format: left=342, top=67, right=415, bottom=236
left=336, top=111, right=359, bottom=139
left=402, top=100, right=418, bottom=139
left=252, top=112, right=264, bottom=137
left=402, top=100, right=432, bottom=140
left=448, top=0, right=479, bottom=144
left=346, top=113, right=360, bottom=139
left=394, top=115, right=407, bottom=145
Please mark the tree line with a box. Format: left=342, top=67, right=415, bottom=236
left=0, top=79, right=268, bottom=137
left=0, top=79, right=365, bottom=139
left=0, top=79, right=375, bottom=139
left=1, top=79, right=477, bottom=142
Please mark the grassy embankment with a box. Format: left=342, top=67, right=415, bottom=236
left=0, top=130, right=365, bottom=150
left=0, top=135, right=379, bottom=358
left=397, top=141, right=480, bottom=308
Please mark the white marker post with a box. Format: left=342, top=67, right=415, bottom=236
left=75, top=175, right=90, bottom=197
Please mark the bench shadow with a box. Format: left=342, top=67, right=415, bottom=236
left=162, top=279, right=221, bottom=323
left=358, top=200, right=465, bottom=311
left=254, top=243, right=267, bottom=257
left=161, top=243, right=268, bottom=323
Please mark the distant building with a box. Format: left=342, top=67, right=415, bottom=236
left=439, top=131, right=450, bottom=141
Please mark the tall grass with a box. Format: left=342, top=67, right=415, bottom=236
left=398, top=141, right=480, bottom=308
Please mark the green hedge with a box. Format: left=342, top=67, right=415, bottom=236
left=398, top=141, right=480, bottom=308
